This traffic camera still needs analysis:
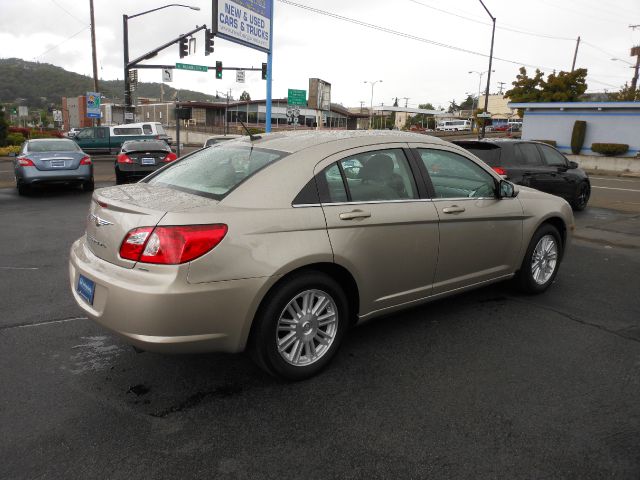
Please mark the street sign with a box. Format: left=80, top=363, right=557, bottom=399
left=287, top=89, right=306, bottom=106
left=175, top=62, right=208, bottom=72
left=86, top=91, right=101, bottom=119
left=214, top=0, right=272, bottom=53
left=236, top=70, right=245, bottom=83
left=162, top=68, right=173, bottom=82
left=477, top=112, right=492, bottom=118
left=18, top=106, right=28, bottom=117
left=124, top=112, right=134, bottom=120
left=52, top=110, right=62, bottom=123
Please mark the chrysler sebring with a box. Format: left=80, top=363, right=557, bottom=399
left=69, top=131, right=574, bottom=380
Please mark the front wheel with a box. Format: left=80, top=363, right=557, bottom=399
left=515, top=224, right=563, bottom=294
left=250, top=271, right=349, bottom=381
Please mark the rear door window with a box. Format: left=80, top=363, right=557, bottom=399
left=537, top=144, right=568, bottom=167
left=514, top=143, right=544, bottom=166
left=142, top=124, right=153, bottom=135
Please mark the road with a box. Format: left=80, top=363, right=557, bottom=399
left=0, top=176, right=639, bottom=478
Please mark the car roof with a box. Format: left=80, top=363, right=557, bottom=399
left=247, top=130, right=450, bottom=153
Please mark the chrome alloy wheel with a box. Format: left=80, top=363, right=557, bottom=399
left=276, top=289, right=339, bottom=366
left=531, top=234, right=558, bottom=285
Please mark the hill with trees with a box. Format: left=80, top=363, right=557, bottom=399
left=0, top=58, right=220, bottom=109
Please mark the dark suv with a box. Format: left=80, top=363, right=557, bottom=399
left=454, top=139, right=590, bottom=211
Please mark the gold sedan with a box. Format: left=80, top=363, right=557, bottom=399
left=69, top=131, right=574, bottom=380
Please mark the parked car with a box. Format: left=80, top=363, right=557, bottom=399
left=115, top=139, right=177, bottom=184
left=203, top=134, right=242, bottom=148
left=14, top=138, right=93, bottom=195
left=454, top=139, right=591, bottom=211
left=74, top=122, right=171, bottom=154
left=66, top=128, right=82, bottom=138
left=69, top=131, right=574, bottom=380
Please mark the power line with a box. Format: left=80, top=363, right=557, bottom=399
left=407, top=0, right=575, bottom=41
left=33, top=26, right=90, bottom=60
left=49, top=0, right=87, bottom=25
left=276, top=0, right=557, bottom=71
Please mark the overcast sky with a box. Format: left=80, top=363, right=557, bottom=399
left=0, top=0, right=638, bottom=109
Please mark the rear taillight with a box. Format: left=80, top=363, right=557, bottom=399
left=492, top=166, right=508, bottom=177
left=117, top=153, right=133, bottom=164
left=119, top=224, right=228, bottom=264
left=163, top=152, right=177, bottom=162
left=80, top=155, right=92, bottom=165
left=18, top=157, right=35, bottom=167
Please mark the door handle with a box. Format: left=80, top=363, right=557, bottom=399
left=442, top=205, right=466, bottom=214
left=339, top=210, right=371, bottom=220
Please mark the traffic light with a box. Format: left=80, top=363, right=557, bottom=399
left=261, top=62, right=267, bottom=80
left=204, top=29, right=214, bottom=56
left=179, top=37, right=188, bottom=58
left=215, top=61, right=223, bottom=79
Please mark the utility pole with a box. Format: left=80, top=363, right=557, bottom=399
left=571, top=36, right=581, bottom=72
left=497, top=82, right=506, bottom=95
left=630, top=26, right=640, bottom=90
left=478, top=0, right=495, bottom=139
left=89, top=0, right=100, bottom=125
left=402, top=97, right=410, bottom=108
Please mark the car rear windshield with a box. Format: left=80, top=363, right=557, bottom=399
left=156, top=125, right=166, bottom=135
left=124, top=141, right=169, bottom=151
left=146, top=143, right=288, bottom=200
left=28, top=140, right=80, bottom=152
left=455, top=142, right=502, bottom=167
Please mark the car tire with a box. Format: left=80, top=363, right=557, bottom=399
left=17, top=182, right=29, bottom=196
left=571, top=181, right=590, bottom=211
left=250, top=271, right=349, bottom=381
left=82, top=179, right=95, bottom=192
left=515, top=223, right=563, bottom=294
left=115, top=169, right=125, bottom=185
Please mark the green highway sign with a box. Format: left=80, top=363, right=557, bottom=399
left=288, top=89, right=307, bottom=106
left=175, top=63, right=208, bottom=72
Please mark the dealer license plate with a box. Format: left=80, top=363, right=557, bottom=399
left=77, top=274, right=95, bottom=305
left=141, top=157, right=155, bottom=165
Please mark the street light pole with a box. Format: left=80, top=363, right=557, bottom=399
left=123, top=4, right=200, bottom=123
left=478, top=0, right=496, bottom=139
left=364, top=80, right=382, bottom=130
left=469, top=70, right=492, bottom=136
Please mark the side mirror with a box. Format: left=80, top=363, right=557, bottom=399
left=499, top=180, right=518, bottom=199
left=568, top=160, right=579, bottom=169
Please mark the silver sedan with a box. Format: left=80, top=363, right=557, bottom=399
left=14, top=138, right=94, bottom=195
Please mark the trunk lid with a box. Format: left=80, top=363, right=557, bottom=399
left=29, top=151, right=85, bottom=171
left=85, top=183, right=218, bottom=268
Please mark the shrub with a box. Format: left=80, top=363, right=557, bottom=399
left=570, top=120, right=587, bottom=154
left=533, top=139, right=557, bottom=147
left=591, top=143, right=629, bottom=156
left=0, top=145, right=21, bottom=156
left=7, top=133, right=25, bottom=145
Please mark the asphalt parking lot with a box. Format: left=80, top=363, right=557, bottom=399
left=1, top=169, right=640, bottom=478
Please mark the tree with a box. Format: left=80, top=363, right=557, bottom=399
left=539, top=68, right=588, bottom=102
left=459, top=95, right=475, bottom=111
left=0, top=108, right=8, bottom=147
left=239, top=91, right=251, bottom=101
left=447, top=99, right=460, bottom=113
left=609, top=82, right=640, bottom=101
left=505, top=67, right=545, bottom=104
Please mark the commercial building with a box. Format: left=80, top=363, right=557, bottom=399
left=509, top=101, right=640, bottom=157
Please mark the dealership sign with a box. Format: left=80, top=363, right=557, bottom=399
left=86, top=92, right=101, bottom=118
left=214, top=0, right=271, bottom=53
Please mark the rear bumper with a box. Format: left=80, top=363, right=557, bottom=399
left=18, top=165, right=93, bottom=184
left=68, top=236, right=269, bottom=354
left=117, top=164, right=164, bottom=180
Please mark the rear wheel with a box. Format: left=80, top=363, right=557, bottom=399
left=571, top=181, right=590, bottom=211
left=250, top=271, right=349, bottom=381
left=515, top=224, right=562, bottom=294
left=82, top=179, right=95, bottom=192
left=17, top=182, right=29, bottom=196
left=115, top=169, right=125, bottom=185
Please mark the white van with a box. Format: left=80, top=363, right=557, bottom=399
left=436, top=120, right=471, bottom=132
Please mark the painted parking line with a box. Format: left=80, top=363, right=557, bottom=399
left=591, top=186, right=640, bottom=193
left=591, top=177, right=640, bottom=183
